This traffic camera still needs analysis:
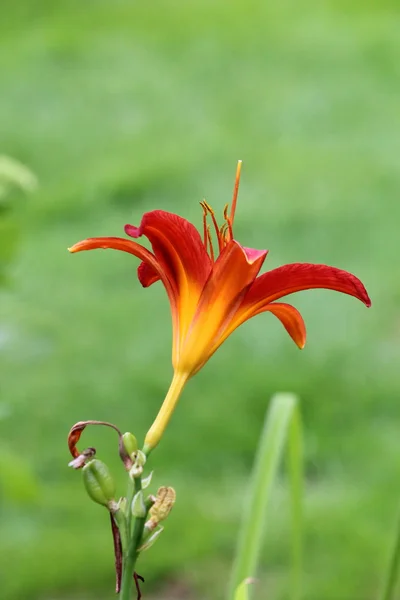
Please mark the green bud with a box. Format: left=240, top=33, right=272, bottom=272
left=82, top=459, right=116, bottom=508
left=138, top=526, right=164, bottom=552
left=131, top=490, right=146, bottom=518
left=122, top=432, right=138, bottom=457
left=129, top=450, right=147, bottom=479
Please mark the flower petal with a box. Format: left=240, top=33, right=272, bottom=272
left=243, top=263, right=371, bottom=308
left=205, top=262, right=369, bottom=357
left=126, top=211, right=213, bottom=362
left=261, top=302, right=306, bottom=349
left=124, top=210, right=212, bottom=293
left=177, top=240, right=268, bottom=375
left=69, top=237, right=162, bottom=276
left=137, top=261, right=160, bottom=287
left=242, top=246, right=269, bottom=263
left=209, top=301, right=306, bottom=355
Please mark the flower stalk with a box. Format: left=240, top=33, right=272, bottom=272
left=143, top=371, right=188, bottom=454
left=120, top=477, right=146, bottom=600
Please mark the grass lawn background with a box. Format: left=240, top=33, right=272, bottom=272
left=0, top=0, right=399, bottom=598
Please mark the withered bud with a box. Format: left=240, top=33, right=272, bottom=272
left=146, top=486, right=176, bottom=530
left=68, top=447, right=96, bottom=469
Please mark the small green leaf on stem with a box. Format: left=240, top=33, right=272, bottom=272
left=131, top=490, right=147, bottom=518
left=142, top=471, right=154, bottom=489
left=138, top=526, right=164, bottom=552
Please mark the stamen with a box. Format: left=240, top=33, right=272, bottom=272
left=229, top=160, right=242, bottom=226
left=219, top=223, right=229, bottom=247
left=223, top=203, right=233, bottom=242
left=203, top=200, right=224, bottom=253
left=206, top=225, right=215, bottom=262
left=200, top=201, right=208, bottom=251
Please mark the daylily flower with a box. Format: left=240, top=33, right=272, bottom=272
left=69, top=162, right=371, bottom=451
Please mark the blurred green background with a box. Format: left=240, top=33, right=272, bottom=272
left=0, top=0, right=398, bottom=598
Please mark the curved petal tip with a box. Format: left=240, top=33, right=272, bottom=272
left=124, top=224, right=141, bottom=238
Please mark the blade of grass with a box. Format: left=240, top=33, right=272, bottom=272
left=379, top=508, right=400, bottom=600
left=234, top=580, right=250, bottom=600
left=229, top=392, right=303, bottom=600
left=287, top=401, right=303, bottom=600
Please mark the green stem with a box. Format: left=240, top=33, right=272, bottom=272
left=114, top=509, right=129, bottom=555
left=120, top=478, right=146, bottom=600
left=126, top=477, right=136, bottom=535
left=379, top=508, right=400, bottom=600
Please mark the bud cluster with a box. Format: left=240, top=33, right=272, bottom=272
left=68, top=424, right=176, bottom=595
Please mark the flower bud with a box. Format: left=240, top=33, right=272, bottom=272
left=122, top=432, right=138, bottom=458
left=82, top=459, right=116, bottom=508
left=129, top=450, right=147, bottom=479
left=131, top=490, right=146, bottom=518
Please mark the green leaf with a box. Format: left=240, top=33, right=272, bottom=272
left=229, top=392, right=303, bottom=600
left=234, top=580, right=251, bottom=600
left=378, top=509, right=400, bottom=600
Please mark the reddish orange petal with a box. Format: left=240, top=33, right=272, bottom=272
left=124, top=210, right=212, bottom=294
left=210, top=300, right=306, bottom=354
left=69, top=236, right=176, bottom=307
left=261, top=302, right=306, bottom=349
left=137, top=261, right=160, bottom=287
left=243, top=263, right=371, bottom=308
left=69, top=236, right=165, bottom=285
left=125, top=211, right=213, bottom=363
left=207, top=262, right=369, bottom=356
left=191, top=241, right=267, bottom=330
left=177, top=241, right=268, bottom=375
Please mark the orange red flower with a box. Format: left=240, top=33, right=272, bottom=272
left=69, top=162, right=370, bottom=450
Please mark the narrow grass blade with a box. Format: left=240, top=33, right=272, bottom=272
left=287, top=402, right=303, bottom=600
left=379, top=509, right=400, bottom=600
left=229, top=392, right=302, bottom=600
left=234, top=580, right=250, bottom=600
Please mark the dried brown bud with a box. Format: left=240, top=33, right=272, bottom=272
left=146, top=486, right=176, bottom=530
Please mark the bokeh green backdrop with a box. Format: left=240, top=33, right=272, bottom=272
left=0, top=1, right=399, bottom=598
